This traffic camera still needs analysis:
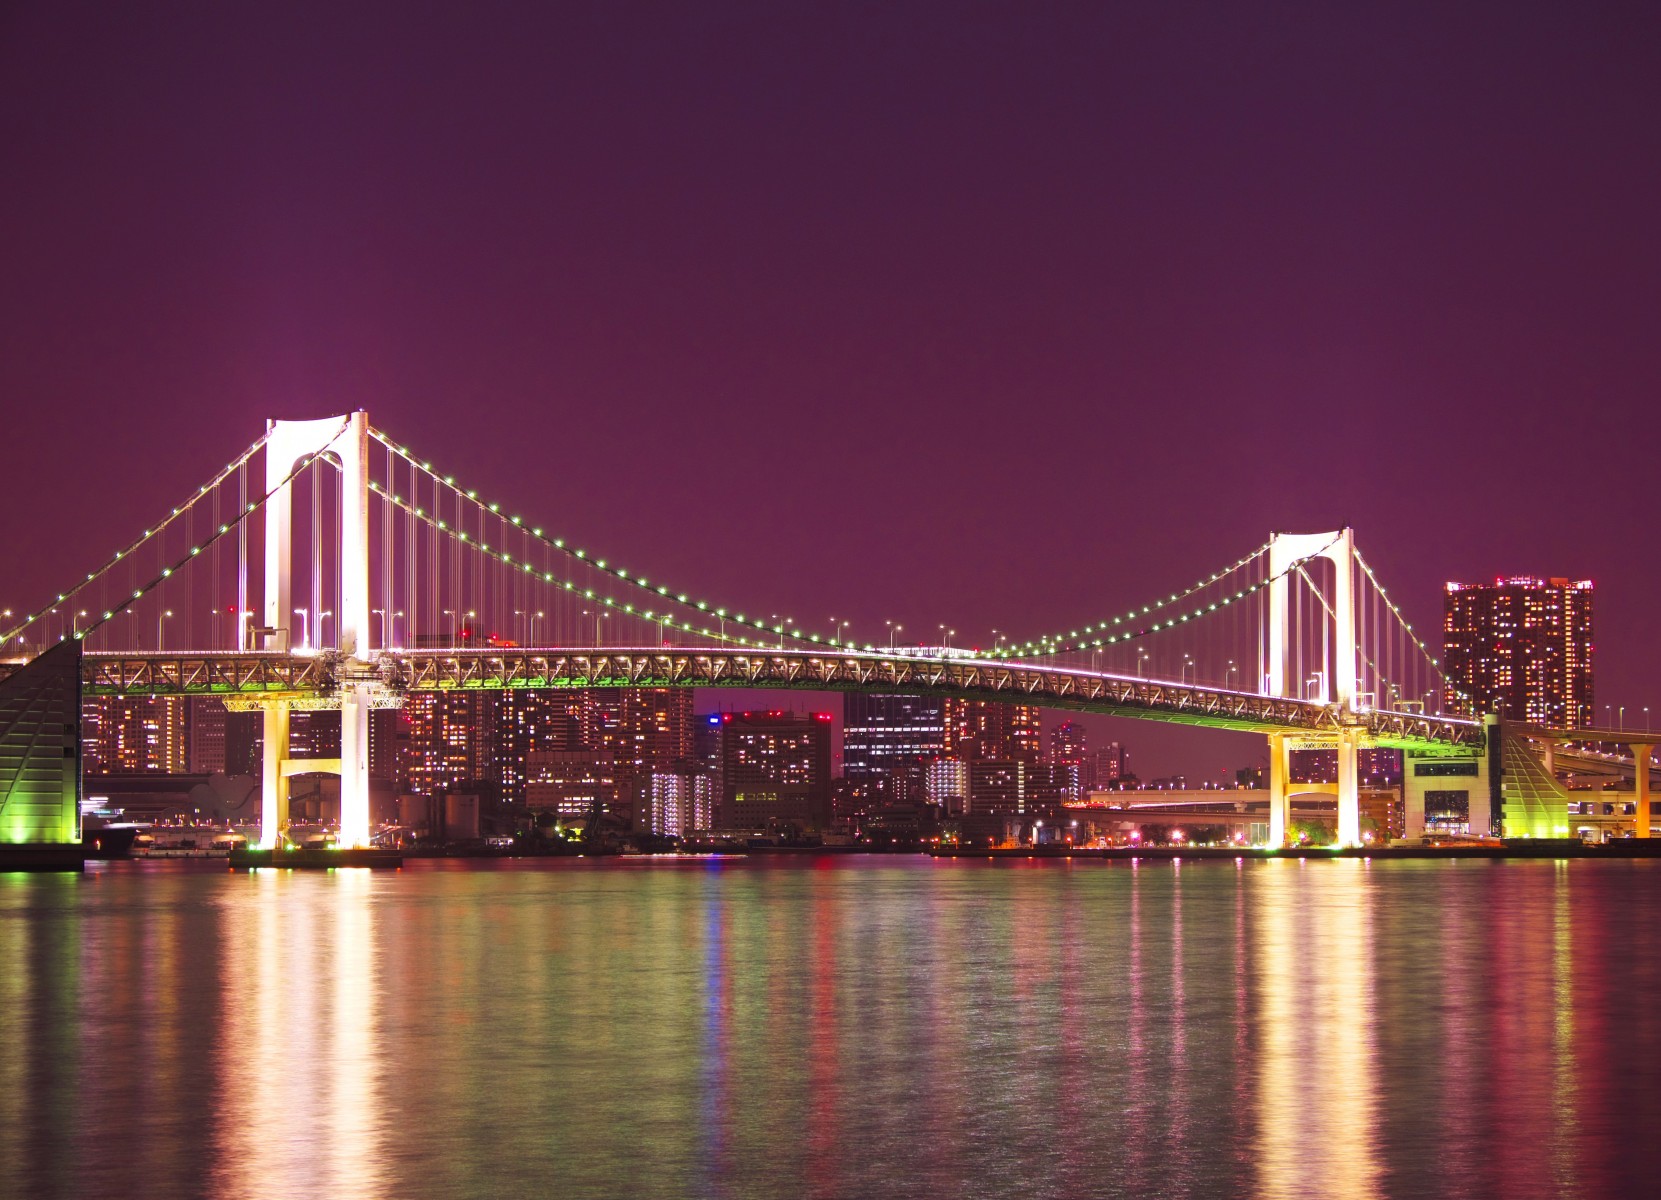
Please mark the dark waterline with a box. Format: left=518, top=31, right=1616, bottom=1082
left=2, top=856, right=1658, bottom=1200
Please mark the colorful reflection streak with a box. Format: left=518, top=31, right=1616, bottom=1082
left=0, top=858, right=1659, bottom=1199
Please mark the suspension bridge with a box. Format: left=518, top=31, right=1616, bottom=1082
left=0, top=411, right=1639, bottom=854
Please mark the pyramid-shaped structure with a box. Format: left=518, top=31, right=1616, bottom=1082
left=0, top=640, right=81, bottom=844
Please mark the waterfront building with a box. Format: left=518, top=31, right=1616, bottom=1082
left=1442, top=576, right=1594, bottom=727
left=493, top=690, right=588, bottom=801
left=713, top=711, right=833, bottom=833
left=1047, top=719, right=1089, bottom=798
left=1048, top=720, right=1087, bottom=766
left=647, top=771, right=714, bottom=838
left=525, top=749, right=620, bottom=821
left=967, top=759, right=1026, bottom=814
left=401, top=688, right=693, bottom=805
left=1024, top=763, right=1073, bottom=818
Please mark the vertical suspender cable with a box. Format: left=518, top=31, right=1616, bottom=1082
left=237, top=459, right=247, bottom=655
left=1321, top=562, right=1329, bottom=702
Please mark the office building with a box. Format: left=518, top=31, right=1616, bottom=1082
left=842, top=694, right=947, bottom=783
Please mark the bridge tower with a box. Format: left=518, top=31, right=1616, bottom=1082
left=258, top=412, right=375, bottom=850
left=1263, top=528, right=1362, bottom=847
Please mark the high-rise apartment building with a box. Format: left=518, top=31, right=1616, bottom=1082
left=1047, top=719, right=1089, bottom=799
left=587, top=689, right=695, bottom=778
left=1091, top=742, right=1129, bottom=787
left=647, top=772, right=715, bottom=838
left=400, top=691, right=489, bottom=795
left=83, top=696, right=189, bottom=774
left=189, top=697, right=228, bottom=774
left=925, top=758, right=970, bottom=812
left=942, top=698, right=1041, bottom=762
left=399, top=688, right=693, bottom=806
left=1442, top=577, right=1594, bottom=726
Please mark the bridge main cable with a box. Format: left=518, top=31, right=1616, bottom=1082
left=1, top=429, right=272, bottom=648
left=367, top=426, right=859, bottom=651
left=16, top=418, right=351, bottom=648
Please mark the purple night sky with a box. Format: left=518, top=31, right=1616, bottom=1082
left=2, top=2, right=1658, bottom=776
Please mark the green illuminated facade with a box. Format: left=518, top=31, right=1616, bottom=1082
left=0, top=640, right=82, bottom=844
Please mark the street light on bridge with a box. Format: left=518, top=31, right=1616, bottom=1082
left=372, top=608, right=404, bottom=649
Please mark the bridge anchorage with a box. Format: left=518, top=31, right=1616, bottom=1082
left=12, top=406, right=1607, bottom=860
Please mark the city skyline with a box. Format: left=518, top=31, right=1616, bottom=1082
left=2, top=3, right=1657, bottom=790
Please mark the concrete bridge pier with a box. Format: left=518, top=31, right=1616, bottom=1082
left=1633, top=744, right=1653, bottom=838
left=1267, top=733, right=1289, bottom=846
left=339, top=684, right=373, bottom=848
left=1337, top=729, right=1361, bottom=846
left=259, top=702, right=291, bottom=849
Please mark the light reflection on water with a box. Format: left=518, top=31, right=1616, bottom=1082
left=1, top=857, right=1659, bottom=1199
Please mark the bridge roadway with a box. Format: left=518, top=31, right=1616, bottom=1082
left=70, top=645, right=1484, bottom=749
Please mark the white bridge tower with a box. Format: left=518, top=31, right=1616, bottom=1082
left=257, top=412, right=375, bottom=849
left=1263, top=528, right=1363, bottom=848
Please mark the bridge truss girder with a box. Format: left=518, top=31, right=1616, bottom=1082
left=68, top=649, right=1484, bottom=750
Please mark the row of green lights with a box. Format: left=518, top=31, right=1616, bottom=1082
left=369, top=433, right=849, bottom=650
left=372, top=485, right=894, bottom=653
left=0, top=431, right=273, bottom=647
left=994, top=536, right=1344, bottom=661
left=991, top=539, right=1273, bottom=658
left=996, top=572, right=1280, bottom=657
left=33, top=429, right=345, bottom=648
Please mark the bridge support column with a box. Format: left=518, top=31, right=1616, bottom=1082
left=259, top=703, right=291, bottom=849
left=1267, top=733, right=1289, bottom=847
left=1403, top=772, right=1426, bottom=841
left=1633, top=745, right=1652, bottom=839
left=1336, top=730, right=1361, bottom=847
left=339, top=686, right=373, bottom=848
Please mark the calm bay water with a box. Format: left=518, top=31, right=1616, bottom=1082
left=2, top=856, right=1659, bottom=1200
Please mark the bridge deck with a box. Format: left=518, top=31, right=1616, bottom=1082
left=39, top=646, right=1486, bottom=748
